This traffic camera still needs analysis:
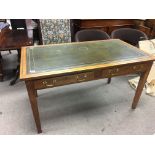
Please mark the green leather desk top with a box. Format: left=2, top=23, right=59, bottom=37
left=26, top=39, right=148, bottom=74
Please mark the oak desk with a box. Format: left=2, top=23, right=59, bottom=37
left=20, top=39, right=155, bottom=133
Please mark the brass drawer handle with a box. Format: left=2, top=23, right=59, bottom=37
left=77, top=74, right=87, bottom=82
left=109, top=68, right=119, bottom=74
left=116, top=68, right=119, bottom=72
left=42, top=80, right=56, bottom=87
left=77, top=78, right=86, bottom=82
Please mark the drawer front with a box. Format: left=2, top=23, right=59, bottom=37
left=34, top=63, right=147, bottom=89
left=34, top=75, right=76, bottom=89
left=34, top=72, right=94, bottom=89
left=76, top=72, right=94, bottom=82
left=102, top=63, right=147, bottom=78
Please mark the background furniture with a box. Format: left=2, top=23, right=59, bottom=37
left=0, top=21, right=10, bottom=81
left=111, top=28, right=148, bottom=47
left=18, top=19, right=155, bottom=45
left=10, top=19, right=42, bottom=45
left=10, top=19, right=26, bottom=29
left=39, top=19, right=71, bottom=45
left=0, top=29, right=33, bottom=84
left=71, top=19, right=154, bottom=41
left=75, top=29, right=110, bottom=42
left=0, top=19, right=7, bottom=23
left=0, top=53, right=3, bottom=81
left=144, top=19, right=155, bottom=39
left=0, top=22, right=10, bottom=32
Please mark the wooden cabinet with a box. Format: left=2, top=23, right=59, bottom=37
left=72, top=19, right=136, bottom=37
left=71, top=19, right=154, bottom=41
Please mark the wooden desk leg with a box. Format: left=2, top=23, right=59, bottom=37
left=35, top=90, right=38, bottom=97
left=107, top=78, right=111, bottom=84
left=132, top=63, right=153, bottom=109
left=25, top=81, right=42, bottom=133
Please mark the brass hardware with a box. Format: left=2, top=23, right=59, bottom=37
left=77, top=74, right=87, bottom=82
left=42, top=81, right=47, bottom=85
left=42, top=80, right=54, bottom=87
left=109, top=68, right=119, bottom=74
left=77, top=78, right=86, bottom=82
left=116, top=68, right=119, bottom=72
left=84, top=74, right=87, bottom=78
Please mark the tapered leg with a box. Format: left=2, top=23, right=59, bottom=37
left=10, top=65, right=19, bottom=85
left=132, top=63, right=153, bottom=109
left=10, top=49, right=21, bottom=85
left=107, top=78, right=111, bottom=84
left=25, top=80, right=42, bottom=133
left=35, top=90, right=38, bottom=97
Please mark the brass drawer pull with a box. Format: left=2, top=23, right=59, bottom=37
left=77, top=74, right=87, bottom=82
left=77, top=78, right=86, bottom=82
left=42, top=80, right=56, bottom=87
left=116, top=68, right=119, bottom=72
left=108, top=68, right=119, bottom=74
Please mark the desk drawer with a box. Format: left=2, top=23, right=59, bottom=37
left=103, top=63, right=147, bottom=78
left=76, top=72, right=94, bottom=82
left=34, top=72, right=94, bottom=89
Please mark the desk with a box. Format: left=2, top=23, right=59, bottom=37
left=0, top=29, right=33, bottom=83
left=20, top=39, right=155, bottom=133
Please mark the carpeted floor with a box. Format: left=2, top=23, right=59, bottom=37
left=0, top=51, right=155, bottom=135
